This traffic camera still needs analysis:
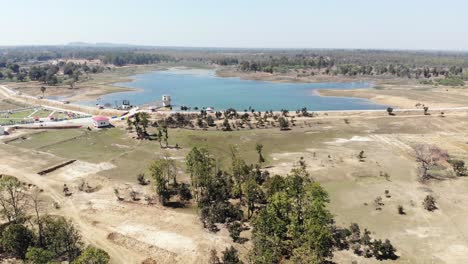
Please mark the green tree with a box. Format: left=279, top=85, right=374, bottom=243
left=1, top=224, right=34, bottom=259
left=242, top=177, right=262, bottom=218
left=230, top=147, right=250, bottom=202
left=263, top=175, right=286, bottom=198
left=73, top=246, right=110, bottom=264
left=300, top=183, right=334, bottom=262
left=222, top=246, right=243, bottom=264
left=42, top=216, right=83, bottom=261
left=25, top=247, right=55, bottom=264
left=227, top=221, right=243, bottom=242
left=149, top=158, right=177, bottom=205
left=186, top=147, right=215, bottom=200
left=250, top=170, right=334, bottom=264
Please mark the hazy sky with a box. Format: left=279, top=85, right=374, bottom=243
left=1, top=0, right=467, bottom=50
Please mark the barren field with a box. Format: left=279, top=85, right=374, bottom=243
left=2, top=109, right=468, bottom=263
left=318, top=83, right=468, bottom=109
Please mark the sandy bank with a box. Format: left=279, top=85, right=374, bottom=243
left=317, top=85, right=468, bottom=109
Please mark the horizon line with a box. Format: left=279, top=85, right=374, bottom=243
left=0, top=43, right=467, bottom=53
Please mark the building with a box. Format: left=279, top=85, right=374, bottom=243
left=92, top=116, right=110, bottom=128
left=162, top=95, right=171, bottom=107
left=121, top=100, right=132, bottom=110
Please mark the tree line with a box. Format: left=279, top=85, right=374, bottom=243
left=235, top=55, right=465, bottom=80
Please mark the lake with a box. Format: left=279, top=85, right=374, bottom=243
left=85, top=68, right=386, bottom=111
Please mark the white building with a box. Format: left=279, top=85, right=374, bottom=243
left=162, top=95, right=171, bottom=107
left=92, top=116, right=110, bottom=128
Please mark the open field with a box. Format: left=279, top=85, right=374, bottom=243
left=2, top=109, right=468, bottom=263
left=0, top=99, right=29, bottom=110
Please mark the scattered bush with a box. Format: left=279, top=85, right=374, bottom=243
left=423, top=195, right=437, bottom=211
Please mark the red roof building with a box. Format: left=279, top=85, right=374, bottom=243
left=92, top=116, right=110, bottom=128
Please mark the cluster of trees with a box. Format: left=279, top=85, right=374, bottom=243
left=239, top=55, right=333, bottom=73
left=101, top=52, right=174, bottom=66
left=3, top=47, right=465, bottom=81
left=147, top=144, right=397, bottom=263
left=128, top=113, right=174, bottom=148
left=211, top=50, right=467, bottom=81
left=185, top=147, right=246, bottom=231
left=0, top=175, right=109, bottom=263
left=249, top=168, right=335, bottom=263
left=0, top=60, right=106, bottom=86
left=128, top=112, right=150, bottom=139
left=237, top=56, right=466, bottom=80
left=149, top=157, right=192, bottom=206
left=159, top=108, right=296, bottom=132
left=333, top=223, right=397, bottom=260
left=0, top=46, right=177, bottom=66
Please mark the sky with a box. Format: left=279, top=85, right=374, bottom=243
left=0, top=0, right=467, bottom=50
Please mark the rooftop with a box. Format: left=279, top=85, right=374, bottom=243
left=92, top=116, right=109, bottom=122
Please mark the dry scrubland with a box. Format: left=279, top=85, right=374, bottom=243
left=2, top=109, right=468, bottom=263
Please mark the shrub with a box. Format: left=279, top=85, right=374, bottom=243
left=25, top=247, right=55, bottom=264
left=222, top=246, right=242, bottom=264
left=1, top=224, right=34, bottom=259
left=227, top=221, right=242, bottom=242
left=72, top=246, right=110, bottom=264
left=435, top=77, right=465, bottom=86
left=137, top=173, right=149, bottom=185
left=448, top=159, right=467, bottom=176
left=423, top=195, right=437, bottom=211
left=397, top=205, right=405, bottom=215
left=278, top=117, right=290, bottom=131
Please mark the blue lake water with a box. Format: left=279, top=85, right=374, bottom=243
left=84, top=68, right=386, bottom=111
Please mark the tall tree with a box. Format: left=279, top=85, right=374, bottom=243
left=149, top=158, right=177, bottom=205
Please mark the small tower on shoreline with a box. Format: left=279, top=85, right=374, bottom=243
left=162, top=95, right=171, bottom=107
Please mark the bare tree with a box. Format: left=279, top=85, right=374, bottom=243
left=29, top=188, right=46, bottom=246
left=414, top=144, right=448, bottom=182
left=0, top=176, right=28, bottom=223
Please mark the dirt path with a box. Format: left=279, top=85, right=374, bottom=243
left=0, top=85, right=123, bottom=117
left=0, top=147, right=143, bottom=263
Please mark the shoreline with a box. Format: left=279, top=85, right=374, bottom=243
left=8, top=64, right=462, bottom=112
